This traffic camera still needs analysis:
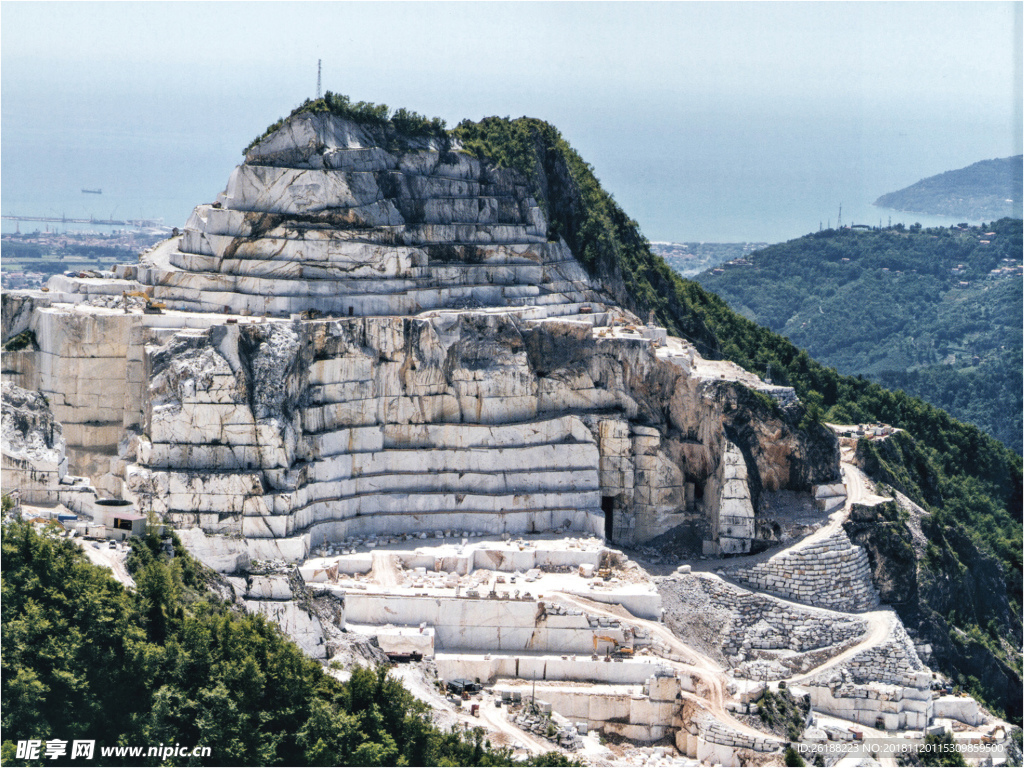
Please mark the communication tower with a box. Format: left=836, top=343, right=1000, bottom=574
left=317, top=59, right=322, bottom=99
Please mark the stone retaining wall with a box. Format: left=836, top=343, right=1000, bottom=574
left=725, top=529, right=879, bottom=612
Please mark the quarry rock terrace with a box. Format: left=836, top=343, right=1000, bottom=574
left=1, top=109, right=1014, bottom=766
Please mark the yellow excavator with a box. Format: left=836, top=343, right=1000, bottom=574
left=122, top=291, right=166, bottom=314
left=593, top=634, right=634, bottom=658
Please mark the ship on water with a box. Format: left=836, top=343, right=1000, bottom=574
left=81, top=188, right=102, bottom=194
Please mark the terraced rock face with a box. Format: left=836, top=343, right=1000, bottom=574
left=131, top=112, right=605, bottom=319
left=2, top=112, right=837, bottom=558
left=123, top=309, right=828, bottom=553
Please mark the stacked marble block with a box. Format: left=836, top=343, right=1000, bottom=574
left=725, top=529, right=880, bottom=613
left=135, top=113, right=603, bottom=320
left=814, top=481, right=847, bottom=513
left=802, top=623, right=933, bottom=730
left=711, top=441, right=756, bottom=554
left=839, top=621, right=930, bottom=689
left=599, top=419, right=686, bottom=542
left=676, top=718, right=783, bottom=764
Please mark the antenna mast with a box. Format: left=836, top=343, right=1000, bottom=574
left=316, top=59, right=322, bottom=99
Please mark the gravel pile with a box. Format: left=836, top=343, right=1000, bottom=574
left=657, top=575, right=732, bottom=666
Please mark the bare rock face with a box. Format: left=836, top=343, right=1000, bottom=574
left=1, top=111, right=837, bottom=560
left=1, top=381, right=96, bottom=510
left=2, top=382, right=67, bottom=503
left=119, top=110, right=605, bottom=320
left=120, top=309, right=832, bottom=556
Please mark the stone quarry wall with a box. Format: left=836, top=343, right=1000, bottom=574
left=725, top=529, right=880, bottom=613
left=133, top=112, right=605, bottom=320
left=110, top=310, right=824, bottom=552
left=2, top=303, right=146, bottom=488
left=2, top=382, right=69, bottom=504
left=3, top=299, right=834, bottom=553
left=1, top=112, right=838, bottom=556
left=670, top=574, right=869, bottom=679
left=1, top=382, right=98, bottom=511
left=345, top=592, right=630, bottom=653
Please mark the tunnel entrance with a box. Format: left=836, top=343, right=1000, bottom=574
left=602, top=496, right=614, bottom=540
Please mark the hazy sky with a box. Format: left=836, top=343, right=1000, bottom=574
left=2, top=1, right=1021, bottom=241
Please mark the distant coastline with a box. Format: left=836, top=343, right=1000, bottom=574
left=874, top=156, right=1023, bottom=221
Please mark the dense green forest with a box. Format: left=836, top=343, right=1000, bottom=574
left=874, top=156, right=1023, bottom=220
left=692, top=221, right=1023, bottom=453
left=0, top=521, right=572, bottom=766
left=450, top=115, right=1022, bottom=722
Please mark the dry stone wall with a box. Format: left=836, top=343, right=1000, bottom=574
left=801, top=620, right=933, bottom=730
left=661, top=573, right=868, bottom=679
left=689, top=717, right=783, bottom=754
left=815, top=620, right=928, bottom=689
left=725, top=529, right=879, bottom=612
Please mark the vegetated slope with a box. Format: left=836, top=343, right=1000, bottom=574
left=874, top=156, right=1023, bottom=220
left=451, top=115, right=1022, bottom=723
left=692, top=222, right=1023, bottom=454
left=0, top=520, right=571, bottom=767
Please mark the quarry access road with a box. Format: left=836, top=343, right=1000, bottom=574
left=785, top=609, right=896, bottom=686
left=476, top=695, right=557, bottom=756
left=548, top=591, right=774, bottom=743
left=684, top=569, right=898, bottom=688
left=685, top=463, right=901, bottom=687
left=77, top=539, right=136, bottom=588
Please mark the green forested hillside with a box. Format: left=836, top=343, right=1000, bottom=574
left=0, top=522, right=570, bottom=767
left=874, top=156, right=1023, bottom=220
left=452, top=116, right=1022, bottom=722
left=692, top=221, right=1023, bottom=453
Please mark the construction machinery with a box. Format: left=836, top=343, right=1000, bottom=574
left=385, top=651, right=423, bottom=663
left=592, top=634, right=634, bottom=658
left=122, top=291, right=166, bottom=314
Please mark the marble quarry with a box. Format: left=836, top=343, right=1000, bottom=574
left=1, top=110, right=833, bottom=562
left=3, top=110, right=1012, bottom=765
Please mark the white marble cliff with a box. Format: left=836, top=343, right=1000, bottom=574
left=1, top=111, right=837, bottom=562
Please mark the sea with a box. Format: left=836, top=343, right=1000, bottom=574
left=1, top=100, right=1017, bottom=245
